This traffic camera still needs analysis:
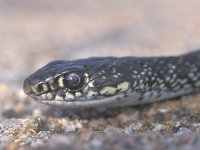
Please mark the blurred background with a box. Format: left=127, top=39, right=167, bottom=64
left=0, top=0, right=200, bottom=148
left=1, top=0, right=200, bottom=89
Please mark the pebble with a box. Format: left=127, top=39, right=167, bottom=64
left=152, top=124, right=166, bottom=132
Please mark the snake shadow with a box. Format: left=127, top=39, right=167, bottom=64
left=42, top=94, right=192, bottom=120
left=43, top=103, right=157, bottom=120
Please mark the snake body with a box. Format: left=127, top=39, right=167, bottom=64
left=24, top=50, right=200, bottom=108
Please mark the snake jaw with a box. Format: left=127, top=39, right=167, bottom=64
left=23, top=57, right=135, bottom=105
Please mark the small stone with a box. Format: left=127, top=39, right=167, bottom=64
left=89, top=118, right=106, bottom=130
left=104, top=127, right=124, bottom=136
left=158, top=108, right=169, bottom=113
left=152, top=124, right=166, bottom=132
left=33, top=108, right=42, bottom=117
left=117, top=114, right=130, bottom=123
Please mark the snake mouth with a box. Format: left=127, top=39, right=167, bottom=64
left=27, top=88, right=133, bottom=108
left=33, top=92, right=127, bottom=108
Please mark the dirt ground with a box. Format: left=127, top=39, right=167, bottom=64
left=0, top=0, right=200, bottom=149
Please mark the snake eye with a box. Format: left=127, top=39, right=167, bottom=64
left=64, top=73, right=85, bottom=90
left=67, top=73, right=80, bottom=86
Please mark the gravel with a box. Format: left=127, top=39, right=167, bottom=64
left=0, top=0, right=200, bottom=149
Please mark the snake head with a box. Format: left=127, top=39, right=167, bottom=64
left=23, top=57, right=134, bottom=108
left=23, top=60, right=89, bottom=99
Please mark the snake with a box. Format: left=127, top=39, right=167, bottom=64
left=23, top=50, right=200, bottom=108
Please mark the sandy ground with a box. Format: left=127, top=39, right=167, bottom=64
left=0, top=0, right=200, bottom=149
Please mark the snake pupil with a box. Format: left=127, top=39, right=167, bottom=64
left=67, top=74, right=80, bottom=86
left=63, top=72, right=85, bottom=91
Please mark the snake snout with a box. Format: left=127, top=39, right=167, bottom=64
left=23, top=78, right=33, bottom=95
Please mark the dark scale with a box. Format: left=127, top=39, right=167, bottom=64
left=108, top=50, right=200, bottom=100
left=143, top=51, right=199, bottom=94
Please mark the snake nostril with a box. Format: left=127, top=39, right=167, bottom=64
left=23, top=79, right=33, bottom=95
